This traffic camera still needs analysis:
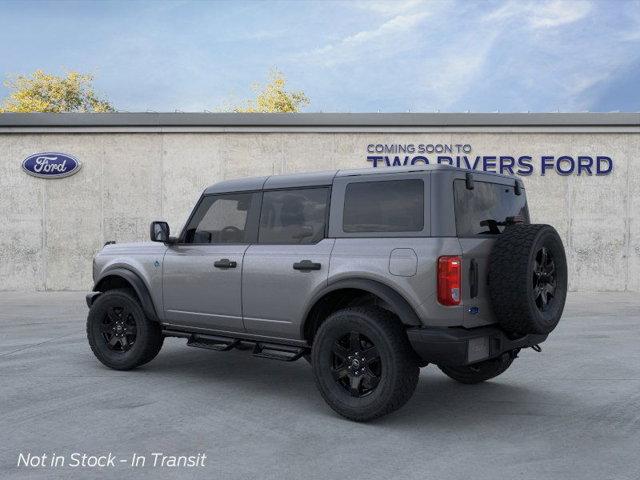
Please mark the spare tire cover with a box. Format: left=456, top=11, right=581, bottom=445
left=488, top=224, right=567, bottom=335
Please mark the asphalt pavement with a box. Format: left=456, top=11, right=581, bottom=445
left=1, top=291, right=639, bottom=480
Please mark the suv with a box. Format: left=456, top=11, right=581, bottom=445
left=86, top=165, right=567, bottom=421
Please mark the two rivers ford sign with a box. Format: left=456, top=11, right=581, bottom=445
left=22, top=152, right=81, bottom=179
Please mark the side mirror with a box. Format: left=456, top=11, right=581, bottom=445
left=150, top=221, right=170, bottom=242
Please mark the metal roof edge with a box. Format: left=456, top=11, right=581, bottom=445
left=0, top=112, right=639, bottom=128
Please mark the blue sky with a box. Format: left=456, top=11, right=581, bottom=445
left=0, top=0, right=638, bottom=112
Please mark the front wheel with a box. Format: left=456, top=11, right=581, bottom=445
left=311, top=306, right=419, bottom=421
left=86, top=289, right=164, bottom=370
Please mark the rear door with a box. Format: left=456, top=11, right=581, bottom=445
left=454, top=178, right=529, bottom=328
left=242, top=187, right=333, bottom=339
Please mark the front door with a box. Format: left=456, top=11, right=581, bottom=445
left=162, top=192, right=260, bottom=332
left=242, top=187, right=333, bottom=339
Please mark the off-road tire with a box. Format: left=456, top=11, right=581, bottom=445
left=488, top=224, right=567, bottom=335
left=87, top=289, right=163, bottom=370
left=311, top=306, right=419, bottom=421
left=439, top=353, right=514, bottom=384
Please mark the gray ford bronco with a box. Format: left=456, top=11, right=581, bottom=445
left=86, top=165, right=567, bottom=421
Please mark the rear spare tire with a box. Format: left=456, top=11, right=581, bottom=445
left=488, top=224, right=567, bottom=335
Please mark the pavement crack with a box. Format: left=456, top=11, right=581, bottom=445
left=0, top=333, right=78, bottom=357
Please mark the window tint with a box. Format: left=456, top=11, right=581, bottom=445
left=454, top=180, right=529, bottom=236
left=343, top=179, right=424, bottom=233
left=259, top=188, right=329, bottom=244
left=184, top=193, right=255, bottom=244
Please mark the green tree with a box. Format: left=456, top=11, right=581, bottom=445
left=0, top=70, right=114, bottom=113
left=234, top=69, right=309, bottom=113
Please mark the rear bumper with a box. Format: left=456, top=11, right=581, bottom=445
left=407, top=325, right=548, bottom=367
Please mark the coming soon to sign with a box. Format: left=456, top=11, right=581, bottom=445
left=366, top=144, right=613, bottom=176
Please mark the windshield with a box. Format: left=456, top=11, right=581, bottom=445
left=454, top=179, right=529, bottom=236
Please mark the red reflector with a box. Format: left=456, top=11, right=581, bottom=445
left=437, top=256, right=461, bottom=306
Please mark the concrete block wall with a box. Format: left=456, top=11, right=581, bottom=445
left=0, top=130, right=638, bottom=291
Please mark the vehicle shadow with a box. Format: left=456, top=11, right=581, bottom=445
left=140, top=341, right=576, bottom=429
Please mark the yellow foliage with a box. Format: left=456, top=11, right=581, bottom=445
left=234, top=69, right=309, bottom=113
left=0, top=70, right=114, bottom=113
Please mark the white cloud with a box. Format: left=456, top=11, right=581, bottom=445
left=482, top=1, right=524, bottom=22
left=483, top=0, right=592, bottom=29
left=302, top=11, right=430, bottom=66
left=415, top=0, right=602, bottom=110
left=530, top=0, right=592, bottom=28
left=476, top=0, right=638, bottom=111
left=418, top=29, right=500, bottom=110
left=619, top=0, right=640, bottom=41
left=352, top=0, right=431, bottom=16
left=293, top=0, right=635, bottom=112
left=331, top=12, right=426, bottom=46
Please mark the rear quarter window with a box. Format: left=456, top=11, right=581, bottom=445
left=454, top=180, right=529, bottom=236
left=343, top=179, right=424, bottom=233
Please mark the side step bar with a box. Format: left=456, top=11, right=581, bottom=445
left=186, top=335, right=239, bottom=352
left=252, top=343, right=306, bottom=362
left=176, top=331, right=308, bottom=362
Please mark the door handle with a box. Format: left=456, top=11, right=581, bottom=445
left=214, top=258, right=237, bottom=269
left=293, top=260, right=321, bottom=271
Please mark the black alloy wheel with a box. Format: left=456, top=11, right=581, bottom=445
left=101, top=305, right=137, bottom=352
left=87, top=289, right=164, bottom=370
left=331, top=331, right=382, bottom=398
left=311, top=306, right=419, bottom=421
left=533, top=247, right=556, bottom=312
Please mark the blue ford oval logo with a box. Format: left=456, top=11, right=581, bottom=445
left=22, top=152, right=81, bottom=179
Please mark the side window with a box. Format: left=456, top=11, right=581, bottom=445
left=258, top=188, right=329, bottom=244
left=183, top=193, right=256, bottom=244
left=343, top=179, right=424, bottom=233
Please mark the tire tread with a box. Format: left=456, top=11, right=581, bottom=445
left=488, top=224, right=565, bottom=334
left=312, top=306, right=419, bottom=421
left=86, top=288, right=163, bottom=370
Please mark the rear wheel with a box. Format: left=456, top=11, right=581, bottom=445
left=311, top=306, right=419, bottom=421
left=86, top=289, right=163, bottom=370
left=439, top=353, right=514, bottom=384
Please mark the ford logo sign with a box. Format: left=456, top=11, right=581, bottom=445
left=22, top=152, right=81, bottom=179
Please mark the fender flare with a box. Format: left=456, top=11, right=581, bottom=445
left=302, top=278, right=422, bottom=337
left=91, top=268, right=159, bottom=322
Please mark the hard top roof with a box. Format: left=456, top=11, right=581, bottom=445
left=203, top=164, right=514, bottom=194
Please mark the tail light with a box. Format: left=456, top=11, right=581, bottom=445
left=437, top=256, right=461, bottom=306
